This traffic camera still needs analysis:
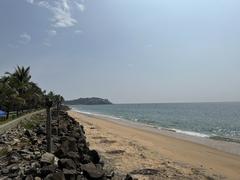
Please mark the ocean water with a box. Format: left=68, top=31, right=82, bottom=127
left=71, top=103, right=240, bottom=141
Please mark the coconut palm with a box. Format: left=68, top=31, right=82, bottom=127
left=8, top=66, right=31, bottom=93
left=6, top=66, right=32, bottom=113
left=0, top=65, right=64, bottom=119
left=0, top=76, right=20, bottom=118
left=25, top=82, right=44, bottom=109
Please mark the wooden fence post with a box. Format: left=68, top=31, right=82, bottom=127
left=45, top=97, right=53, bottom=152
left=57, top=100, right=60, bottom=135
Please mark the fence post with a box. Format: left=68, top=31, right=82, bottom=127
left=45, top=97, right=53, bottom=153
left=57, top=99, right=60, bottom=135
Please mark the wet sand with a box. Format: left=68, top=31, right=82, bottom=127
left=68, top=111, right=240, bottom=179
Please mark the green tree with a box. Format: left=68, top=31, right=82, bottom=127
left=0, top=65, right=64, bottom=119
left=0, top=76, right=19, bottom=118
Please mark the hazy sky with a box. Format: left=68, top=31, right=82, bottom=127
left=0, top=0, right=240, bottom=103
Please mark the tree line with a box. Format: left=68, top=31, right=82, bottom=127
left=0, top=66, right=64, bottom=119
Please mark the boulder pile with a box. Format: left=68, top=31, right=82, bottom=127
left=0, top=109, right=132, bottom=180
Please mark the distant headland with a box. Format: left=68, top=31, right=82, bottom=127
left=64, top=97, right=113, bottom=105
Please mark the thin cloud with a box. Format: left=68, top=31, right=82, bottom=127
left=145, top=44, right=153, bottom=48
left=8, top=33, right=31, bottom=48
left=74, top=30, right=83, bottom=34
left=8, top=44, right=19, bottom=49
left=19, top=33, right=31, bottom=44
left=43, top=42, right=51, bottom=47
left=62, top=0, right=70, bottom=10
left=75, top=2, right=85, bottom=12
left=38, top=1, right=50, bottom=8
left=27, top=0, right=85, bottom=28
left=48, top=30, right=57, bottom=36
left=51, top=0, right=77, bottom=28
left=26, top=0, right=34, bottom=4
left=43, top=39, right=52, bottom=47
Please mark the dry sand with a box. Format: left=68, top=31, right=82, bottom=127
left=68, top=111, right=240, bottom=180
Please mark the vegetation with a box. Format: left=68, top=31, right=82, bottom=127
left=20, top=113, right=46, bottom=130
left=0, top=66, right=64, bottom=119
left=0, top=147, right=9, bottom=157
left=65, top=97, right=112, bottom=105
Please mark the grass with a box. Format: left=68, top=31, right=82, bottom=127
left=0, top=147, right=9, bottom=157
left=0, top=108, right=42, bottom=126
left=0, top=118, right=13, bottom=125
left=20, top=112, right=46, bottom=130
left=21, top=120, right=37, bottom=130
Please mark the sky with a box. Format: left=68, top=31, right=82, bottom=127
left=0, top=0, right=240, bottom=103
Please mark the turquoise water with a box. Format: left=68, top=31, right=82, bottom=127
left=71, top=103, right=240, bottom=140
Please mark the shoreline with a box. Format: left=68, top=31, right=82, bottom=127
left=71, top=109, right=240, bottom=156
left=70, top=108, right=211, bottom=138
left=68, top=110, right=240, bottom=179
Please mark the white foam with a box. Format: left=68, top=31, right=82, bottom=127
left=71, top=108, right=121, bottom=120
left=171, top=128, right=210, bottom=138
left=133, top=118, right=139, bottom=122
left=71, top=107, right=210, bottom=138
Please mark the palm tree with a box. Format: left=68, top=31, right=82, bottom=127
left=25, top=82, right=44, bottom=109
left=6, top=66, right=32, bottom=113
left=1, top=65, right=64, bottom=119
left=0, top=76, right=19, bottom=118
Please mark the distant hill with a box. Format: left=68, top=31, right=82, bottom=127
left=64, top=97, right=112, bottom=105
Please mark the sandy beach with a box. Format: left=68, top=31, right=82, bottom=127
left=68, top=110, right=240, bottom=179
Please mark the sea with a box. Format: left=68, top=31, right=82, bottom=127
left=70, top=102, right=240, bottom=142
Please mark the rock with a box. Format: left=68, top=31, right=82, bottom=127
left=35, top=126, right=46, bottom=135
left=8, top=172, right=19, bottom=178
left=26, top=175, right=34, bottom=180
left=1, top=168, right=9, bottom=174
left=31, top=162, right=41, bottom=169
left=82, top=154, right=91, bottom=164
left=106, top=171, right=114, bottom=178
left=25, top=129, right=32, bottom=137
left=61, top=137, right=78, bottom=152
left=24, top=154, right=32, bottom=160
left=62, top=168, right=77, bottom=175
left=8, top=151, right=21, bottom=163
left=66, top=151, right=80, bottom=161
left=37, top=139, right=43, bottom=145
left=54, top=156, right=59, bottom=166
left=76, top=175, right=88, bottom=180
left=41, top=153, right=56, bottom=165
left=54, top=148, right=66, bottom=158
left=0, top=109, right=121, bottom=180
left=11, top=138, right=20, bottom=145
left=62, top=169, right=77, bottom=180
left=44, top=172, right=65, bottom=180
left=88, top=150, right=100, bottom=164
left=25, top=165, right=38, bottom=176
left=14, top=176, right=22, bottom=180
left=54, top=137, right=78, bottom=158
left=52, top=127, right=58, bottom=135
left=58, top=159, right=76, bottom=170
left=81, top=163, right=105, bottom=179
left=18, top=149, right=33, bottom=155
left=31, top=138, right=38, bottom=145
left=125, top=174, right=133, bottom=180
left=34, top=151, right=42, bottom=159
left=40, top=165, right=58, bottom=177
left=8, top=164, right=19, bottom=173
